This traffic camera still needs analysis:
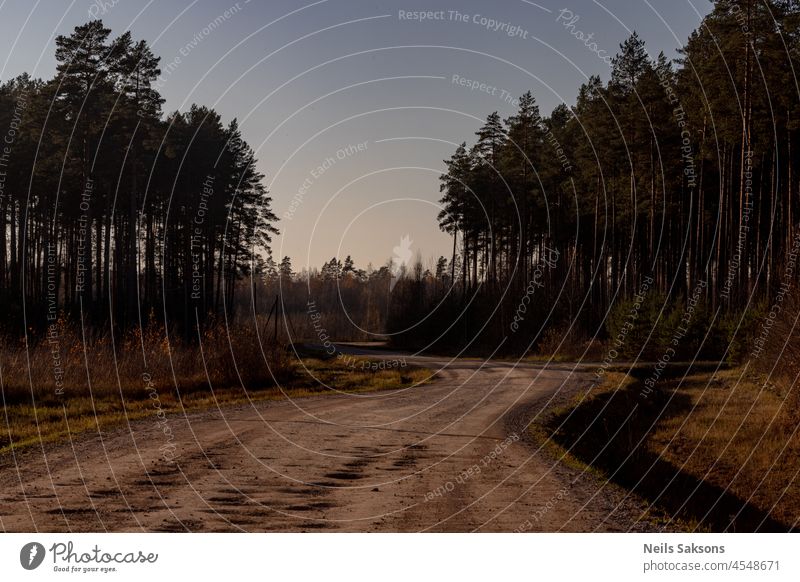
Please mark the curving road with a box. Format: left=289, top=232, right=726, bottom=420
left=0, top=349, right=657, bottom=532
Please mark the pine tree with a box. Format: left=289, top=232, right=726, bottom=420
left=279, top=256, right=294, bottom=280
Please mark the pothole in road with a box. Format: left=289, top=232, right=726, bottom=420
left=344, top=459, right=369, bottom=470
left=324, top=471, right=363, bottom=480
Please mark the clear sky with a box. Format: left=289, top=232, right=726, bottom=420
left=0, top=0, right=713, bottom=271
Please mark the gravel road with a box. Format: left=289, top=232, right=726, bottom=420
left=0, top=349, right=658, bottom=532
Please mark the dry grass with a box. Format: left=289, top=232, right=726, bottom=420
left=0, top=320, right=431, bottom=453
left=537, top=366, right=798, bottom=531
left=1, top=317, right=295, bottom=405
left=648, top=369, right=800, bottom=530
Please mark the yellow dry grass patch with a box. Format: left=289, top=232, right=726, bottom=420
left=1, top=355, right=431, bottom=455
left=648, top=369, right=800, bottom=528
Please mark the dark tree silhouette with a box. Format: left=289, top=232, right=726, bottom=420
left=0, top=20, right=278, bottom=336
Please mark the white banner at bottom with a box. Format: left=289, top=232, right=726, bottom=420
left=0, top=533, right=796, bottom=581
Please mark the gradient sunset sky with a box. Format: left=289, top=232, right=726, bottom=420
left=0, top=0, right=712, bottom=271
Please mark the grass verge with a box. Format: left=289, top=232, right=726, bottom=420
left=531, top=366, right=797, bottom=532
left=0, top=323, right=432, bottom=454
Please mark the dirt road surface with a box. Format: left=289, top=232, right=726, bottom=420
left=0, top=350, right=658, bottom=532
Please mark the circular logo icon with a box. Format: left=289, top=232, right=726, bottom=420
left=20, top=542, right=46, bottom=570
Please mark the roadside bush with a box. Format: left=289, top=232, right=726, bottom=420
left=605, top=292, right=666, bottom=359
left=605, top=292, right=730, bottom=361
left=0, top=316, right=294, bottom=407
left=720, top=300, right=767, bottom=363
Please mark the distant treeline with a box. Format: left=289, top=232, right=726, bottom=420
left=255, top=254, right=454, bottom=345
left=389, top=0, right=800, bottom=358
left=0, top=20, right=277, bottom=334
